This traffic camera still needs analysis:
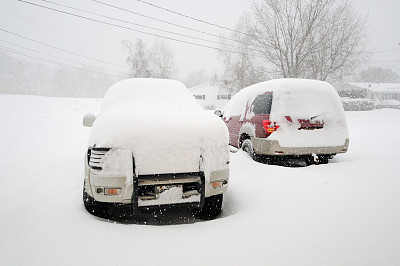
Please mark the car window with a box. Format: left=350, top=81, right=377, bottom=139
left=252, top=93, right=273, bottom=115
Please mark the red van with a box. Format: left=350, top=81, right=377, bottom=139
left=217, top=79, right=349, bottom=165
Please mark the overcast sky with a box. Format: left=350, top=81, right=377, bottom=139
left=1, top=0, right=399, bottom=80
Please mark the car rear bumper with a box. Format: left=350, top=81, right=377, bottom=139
left=251, top=137, right=349, bottom=156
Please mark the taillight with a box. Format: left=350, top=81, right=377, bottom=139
left=262, top=120, right=280, bottom=133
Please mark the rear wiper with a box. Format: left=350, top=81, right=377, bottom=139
left=310, top=113, right=323, bottom=120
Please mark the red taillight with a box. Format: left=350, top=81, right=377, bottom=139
left=262, top=120, right=280, bottom=133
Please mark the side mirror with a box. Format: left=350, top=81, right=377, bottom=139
left=214, top=109, right=223, bottom=117
left=83, top=113, right=96, bottom=127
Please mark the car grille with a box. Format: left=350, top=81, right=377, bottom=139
left=87, top=147, right=111, bottom=170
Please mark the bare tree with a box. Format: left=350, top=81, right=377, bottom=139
left=122, top=38, right=176, bottom=79
left=358, top=67, right=399, bottom=83
left=122, top=39, right=152, bottom=78
left=150, top=39, right=176, bottom=78
left=218, top=15, right=266, bottom=92
left=183, top=69, right=209, bottom=88
left=219, top=0, right=365, bottom=87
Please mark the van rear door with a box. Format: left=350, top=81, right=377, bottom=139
left=245, top=92, right=273, bottom=138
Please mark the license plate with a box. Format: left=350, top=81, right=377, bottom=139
left=155, top=184, right=183, bottom=194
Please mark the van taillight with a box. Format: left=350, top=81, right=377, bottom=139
left=263, top=120, right=280, bottom=133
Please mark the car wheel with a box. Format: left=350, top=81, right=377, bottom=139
left=83, top=186, right=112, bottom=219
left=193, top=194, right=223, bottom=220
left=83, top=186, right=133, bottom=220
left=318, top=155, right=329, bottom=164
left=304, top=155, right=314, bottom=166
left=242, top=139, right=261, bottom=162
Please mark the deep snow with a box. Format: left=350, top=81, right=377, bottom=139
left=1, top=94, right=400, bottom=265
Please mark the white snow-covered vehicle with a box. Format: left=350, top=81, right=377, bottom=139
left=83, top=79, right=230, bottom=219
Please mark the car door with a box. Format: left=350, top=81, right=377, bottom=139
left=223, top=114, right=242, bottom=147
left=248, top=92, right=273, bottom=138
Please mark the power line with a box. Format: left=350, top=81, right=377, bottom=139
left=366, top=48, right=400, bottom=54
left=135, top=0, right=250, bottom=36
left=0, top=40, right=126, bottom=75
left=92, top=0, right=399, bottom=56
left=366, top=35, right=400, bottom=40
left=15, top=0, right=242, bottom=54
left=90, top=0, right=249, bottom=45
left=0, top=46, right=125, bottom=77
left=0, top=6, right=118, bottom=55
left=243, top=0, right=260, bottom=5
left=0, top=27, right=126, bottom=68
left=368, top=59, right=400, bottom=64
left=366, top=62, right=400, bottom=68
left=37, top=0, right=245, bottom=50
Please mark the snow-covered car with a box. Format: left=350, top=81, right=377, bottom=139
left=218, top=78, right=349, bottom=164
left=83, top=78, right=230, bottom=219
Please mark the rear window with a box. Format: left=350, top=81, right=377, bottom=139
left=252, top=93, right=273, bottom=115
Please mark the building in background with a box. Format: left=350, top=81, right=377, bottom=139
left=189, top=81, right=233, bottom=110
left=340, top=82, right=400, bottom=110
left=352, top=82, right=400, bottom=109
left=351, top=83, right=400, bottom=101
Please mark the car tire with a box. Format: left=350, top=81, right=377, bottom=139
left=193, top=194, right=223, bottom=220
left=83, top=186, right=112, bottom=219
left=83, top=186, right=133, bottom=220
left=242, top=139, right=261, bottom=162
left=318, top=155, right=329, bottom=164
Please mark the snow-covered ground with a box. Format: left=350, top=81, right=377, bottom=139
left=1, top=94, right=400, bottom=265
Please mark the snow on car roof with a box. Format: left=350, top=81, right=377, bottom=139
left=223, top=78, right=345, bottom=121
left=223, top=78, right=348, bottom=147
left=100, top=78, right=198, bottom=113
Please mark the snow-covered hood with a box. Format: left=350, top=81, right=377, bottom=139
left=87, top=78, right=229, bottom=175
left=88, top=106, right=228, bottom=175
